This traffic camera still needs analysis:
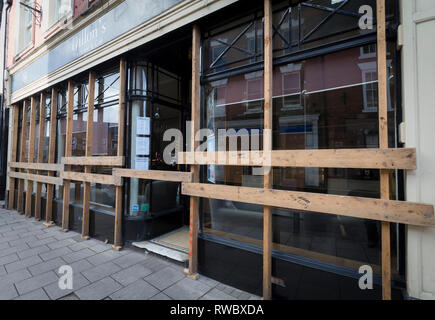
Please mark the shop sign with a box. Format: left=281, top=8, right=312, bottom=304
left=11, top=0, right=183, bottom=93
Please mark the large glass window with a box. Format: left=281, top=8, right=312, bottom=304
left=89, top=70, right=120, bottom=211
left=128, top=62, right=183, bottom=217
left=201, top=0, right=400, bottom=278
left=15, top=0, right=34, bottom=55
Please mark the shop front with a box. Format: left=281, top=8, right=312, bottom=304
left=5, top=0, right=435, bottom=301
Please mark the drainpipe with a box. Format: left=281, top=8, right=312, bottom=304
left=1, top=0, right=13, bottom=202
left=2, top=0, right=12, bottom=107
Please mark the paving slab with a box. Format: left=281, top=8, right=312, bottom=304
left=44, top=273, right=90, bottom=300
left=0, top=209, right=256, bottom=301
left=164, top=278, right=212, bottom=300
left=28, top=257, right=67, bottom=276
left=75, top=277, right=123, bottom=300
left=111, top=263, right=153, bottom=286
left=15, top=271, right=59, bottom=295
left=82, top=262, right=122, bottom=282
left=5, top=254, right=43, bottom=273
left=14, top=288, right=50, bottom=300
left=145, top=266, right=185, bottom=291
left=110, top=279, right=159, bottom=300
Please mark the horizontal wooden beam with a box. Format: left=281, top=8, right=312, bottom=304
left=181, top=183, right=435, bottom=227
left=61, top=156, right=125, bottom=166
left=61, top=172, right=121, bottom=186
left=113, top=169, right=193, bottom=183
left=178, top=148, right=417, bottom=170
left=9, top=162, right=63, bottom=172
left=204, top=228, right=384, bottom=275
left=8, top=172, right=63, bottom=186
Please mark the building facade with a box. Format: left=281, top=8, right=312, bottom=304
left=1, top=0, right=435, bottom=300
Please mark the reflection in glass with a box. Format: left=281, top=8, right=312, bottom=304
left=202, top=43, right=399, bottom=275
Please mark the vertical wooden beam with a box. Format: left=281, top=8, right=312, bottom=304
left=25, top=97, right=37, bottom=218
left=186, top=25, right=201, bottom=280
left=62, top=81, right=74, bottom=232
left=34, top=93, right=46, bottom=221
left=82, top=72, right=95, bottom=240
left=377, top=0, right=391, bottom=300
left=17, top=102, right=28, bottom=214
left=44, top=88, right=58, bottom=227
left=263, top=0, right=273, bottom=300
left=8, top=105, right=20, bottom=210
left=113, top=58, right=126, bottom=250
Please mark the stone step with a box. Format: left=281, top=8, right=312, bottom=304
left=132, top=241, right=188, bottom=263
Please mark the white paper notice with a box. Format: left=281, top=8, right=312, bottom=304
left=135, top=157, right=150, bottom=170
left=137, top=117, right=151, bottom=135
left=136, top=137, right=150, bottom=155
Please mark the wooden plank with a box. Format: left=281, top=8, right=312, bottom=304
left=45, top=88, right=58, bottom=227
left=25, top=97, right=37, bottom=218
left=263, top=0, right=273, bottom=300
left=186, top=25, right=201, bottom=279
left=113, top=169, right=193, bottom=183
left=181, top=183, right=435, bottom=227
left=61, top=171, right=119, bottom=186
left=34, top=93, right=46, bottom=221
left=9, top=162, right=63, bottom=171
left=8, top=105, right=19, bottom=210
left=61, top=156, right=125, bottom=166
left=62, top=81, right=74, bottom=232
left=9, top=172, right=63, bottom=185
left=114, top=58, right=127, bottom=250
left=377, top=0, right=391, bottom=301
left=204, top=228, right=384, bottom=276
left=178, top=148, right=417, bottom=170
left=82, top=72, right=96, bottom=240
left=17, top=102, right=28, bottom=214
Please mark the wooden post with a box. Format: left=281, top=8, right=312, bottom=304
left=377, top=0, right=391, bottom=300
left=44, top=88, right=58, bottom=227
left=82, top=72, right=95, bottom=240
left=62, top=81, right=74, bottom=232
left=263, top=0, right=273, bottom=300
left=17, top=102, right=28, bottom=214
left=25, top=97, right=37, bottom=218
left=34, top=93, right=46, bottom=221
left=8, top=105, right=20, bottom=210
left=113, top=58, right=126, bottom=250
left=185, top=25, right=201, bottom=280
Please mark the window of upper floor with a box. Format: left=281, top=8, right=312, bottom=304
left=42, top=0, right=73, bottom=33
left=14, top=0, right=34, bottom=57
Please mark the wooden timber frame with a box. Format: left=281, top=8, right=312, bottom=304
left=8, top=105, right=19, bottom=210
left=7, top=58, right=129, bottom=251
left=113, top=58, right=127, bottom=251
left=34, top=93, right=46, bottom=221
left=61, top=81, right=75, bottom=232
left=44, top=88, right=59, bottom=227
left=178, top=0, right=435, bottom=300
left=185, top=24, right=201, bottom=280
left=8, top=92, right=64, bottom=223
left=263, top=0, right=273, bottom=300
left=377, top=0, right=391, bottom=300
left=59, top=59, right=127, bottom=248
left=16, top=101, right=28, bottom=214
left=81, top=71, right=96, bottom=240
left=24, top=97, right=37, bottom=218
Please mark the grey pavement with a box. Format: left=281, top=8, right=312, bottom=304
left=0, top=208, right=260, bottom=300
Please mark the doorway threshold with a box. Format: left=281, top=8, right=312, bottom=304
left=132, top=227, right=189, bottom=263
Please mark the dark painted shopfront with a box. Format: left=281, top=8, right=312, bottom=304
left=7, top=0, right=408, bottom=299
